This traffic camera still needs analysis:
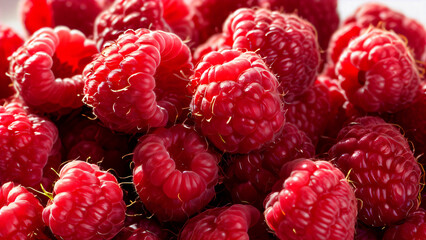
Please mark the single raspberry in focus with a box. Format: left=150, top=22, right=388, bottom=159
left=179, top=204, right=260, bottom=240
left=20, top=0, right=104, bottom=37
left=0, top=99, right=61, bottom=188
left=336, top=29, right=421, bottom=113
left=189, top=49, right=285, bottom=153
left=264, top=158, right=358, bottom=240
left=132, top=124, right=219, bottom=222
left=0, top=182, right=44, bottom=239
left=329, top=116, right=422, bottom=227
left=223, top=8, right=321, bottom=99
left=84, top=29, right=192, bottom=133
left=383, top=208, right=426, bottom=240
left=43, top=160, right=126, bottom=240
left=0, top=24, right=24, bottom=99
left=343, top=2, right=426, bottom=61
left=9, top=26, right=97, bottom=114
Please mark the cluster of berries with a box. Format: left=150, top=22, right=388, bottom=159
left=0, top=0, right=425, bottom=239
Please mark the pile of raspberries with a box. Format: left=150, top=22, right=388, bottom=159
left=1, top=0, right=425, bottom=239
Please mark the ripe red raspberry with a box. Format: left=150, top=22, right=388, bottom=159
left=329, top=116, right=422, bottom=227
left=94, top=0, right=171, bottom=50
left=383, top=208, right=426, bottom=240
left=343, top=2, right=426, bottom=61
left=285, top=79, right=331, bottom=145
left=114, top=217, right=168, bottom=240
left=192, top=33, right=231, bottom=64
left=9, top=26, right=97, bottom=114
left=0, top=99, right=60, bottom=188
left=189, top=49, right=285, bottom=153
left=132, top=124, right=219, bottom=222
left=0, top=182, right=44, bottom=239
left=259, top=0, right=338, bottom=50
left=0, top=24, right=23, bottom=99
left=223, top=8, right=321, bottom=99
left=336, top=29, right=421, bottom=113
left=43, top=160, right=126, bottom=240
left=179, top=204, right=260, bottom=240
left=20, top=0, right=104, bottom=37
left=264, top=158, right=358, bottom=240
left=84, top=29, right=192, bottom=133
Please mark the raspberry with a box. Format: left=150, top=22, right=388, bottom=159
left=192, top=33, right=231, bottom=64
left=179, top=204, right=260, bottom=240
left=223, top=8, right=321, bottom=99
left=9, top=26, right=98, bottom=114
left=132, top=124, right=219, bottom=222
left=189, top=49, right=285, bottom=153
left=84, top=29, right=192, bottom=133
left=343, top=2, right=426, bottom=61
left=264, top=158, right=358, bottom=240
left=94, top=0, right=171, bottom=50
left=115, top=218, right=168, bottom=240
left=383, top=208, right=426, bottom=240
left=336, top=29, right=421, bottom=113
left=43, top=160, right=126, bottom=239
left=329, top=116, right=422, bottom=227
left=285, top=79, right=331, bottom=145
left=0, top=99, right=61, bottom=188
left=0, top=24, right=23, bottom=99
left=20, top=0, right=104, bottom=36
left=0, top=182, right=44, bottom=239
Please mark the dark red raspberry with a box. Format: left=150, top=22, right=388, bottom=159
left=285, top=79, right=331, bottom=145
left=329, top=116, right=422, bottom=227
left=189, top=49, right=285, bottom=153
left=94, top=0, right=171, bottom=50
left=20, top=0, right=104, bottom=37
left=0, top=24, right=24, bottom=99
left=259, top=0, right=339, bottom=55
left=179, top=204, right=260, bottom=240
left=132, top=124, right=219, bottom=222
left=223, top=8, right=321, bottom=99
left=9, top=26, right=97, bottom=114
left=84, top=29, right=192, bottom=133
left=43, top=160, right=126, bottom=239
left=336, top=29, right=421, bottom=113
left=383, top=208, right=426, bottom=240
left=0, top=182, right=45, bottom=239
left=0, top=99, right=61, bottom=188
left=343, top=2, right=426, bottom=61
left=114, top=218, right=168, bottom=240
left=264, top=158, right=358, bottom=240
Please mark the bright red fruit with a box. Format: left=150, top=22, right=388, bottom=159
left=132, top=124, right=219, bottom=222
left=383, top=208, right=426, bottom=240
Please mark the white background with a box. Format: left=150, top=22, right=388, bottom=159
left=0, top=0, right=425, bottom=37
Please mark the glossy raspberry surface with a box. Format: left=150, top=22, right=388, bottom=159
left=329, top=116, right=421, bottom=227
left=189, top=49, right=285, bottom=153
left=43, top=160, right=126, bottom=240
left=264, top=159, right=358, bottom=240
left=383, top=208, right=426, bottom=240
left=84, top=29, right=193, bottom=133
left=132, top=124, right=219, bottom=222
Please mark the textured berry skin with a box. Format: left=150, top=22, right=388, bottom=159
left=223, top=8, right=320, bottom=99
left=94, top=0, right=171, bottom=50
left=0, top=25, right=24, bottom=99
left=0, top=99, right=61, bottom=188
left=9, top=26, right=98, bottom=114
left=264, top=159, right=358, bottom=240
left=259, top=0, right=339, bottom=54
left=132, top=124, right=219, bottom=222
left=329, top=116, right=421, bottom=227
left=285, top=79, right=331, bottom=145
left=383, top=208, right=426, bottom=240
left=189, top=49, right=285, bottom=153
left=179, top=204, right=260, bottom=240
left=192, top=33, right=231, bottom=64
left=84, top=29, right=192, bottom=133
left=343, top=2, right=426, bottom=61
left=336, top=29, right=421, bottom=113
left=114, top=218, right=168, bottom=240
left=43, top=160, right=126, bottom=240
left=0, top=182, right=44, bottom=240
